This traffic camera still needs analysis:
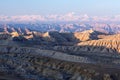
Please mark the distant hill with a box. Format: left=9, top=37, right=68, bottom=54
left=0, top=22, right=120, bottom=34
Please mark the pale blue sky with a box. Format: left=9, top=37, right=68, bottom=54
left=0, top=0, right=120, bottom=16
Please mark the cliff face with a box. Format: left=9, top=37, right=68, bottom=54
left=77, top=38, right=120, bottom=53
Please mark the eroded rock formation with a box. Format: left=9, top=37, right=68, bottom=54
left=0, top=30, right=120, bottom=80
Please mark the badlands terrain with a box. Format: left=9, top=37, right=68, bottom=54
left=0, top=24, right=120, bottom=80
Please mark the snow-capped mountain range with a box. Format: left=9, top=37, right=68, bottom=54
left=0, top=12, right=120, bottom=23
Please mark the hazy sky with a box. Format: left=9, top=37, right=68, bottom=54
left=0, top=0, right=120, bottom=16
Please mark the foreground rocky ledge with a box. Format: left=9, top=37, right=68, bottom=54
left=0, top=46, right=120, bottom=80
